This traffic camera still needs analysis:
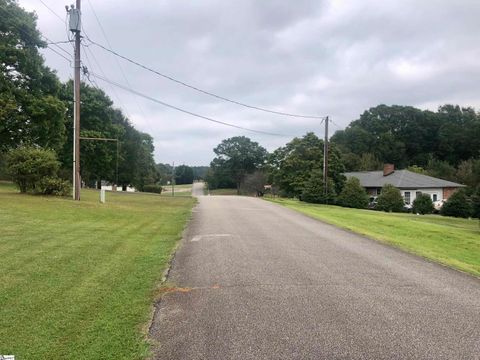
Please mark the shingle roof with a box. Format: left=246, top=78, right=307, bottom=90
left=344, top=170, right=465, bottom=189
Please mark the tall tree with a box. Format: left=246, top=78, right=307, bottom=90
left=175, top=165, right=194, bottom=185
left=208, top=136, right=267, bottom=193
left=269, top=132, right=345, bottom=198
left=0, top=0, right=66, bottom=152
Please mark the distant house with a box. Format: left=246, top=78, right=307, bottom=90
left=345, top=164, right=465, bottom=205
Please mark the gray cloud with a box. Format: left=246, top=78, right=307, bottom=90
left=20, top=0, right=480, bottom=165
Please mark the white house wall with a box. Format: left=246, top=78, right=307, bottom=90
left=400, top=188, right=443, bottom=204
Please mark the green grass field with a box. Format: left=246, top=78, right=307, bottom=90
left=267, top=198, right=480, bottom=277
left=0, top=183, right=195, bottom=359
left=208, top=188, right=238, bottom=195
left=160, top=183, right=192, bottom=196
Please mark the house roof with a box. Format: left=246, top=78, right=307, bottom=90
left=344, top=170, right=465, bottom=189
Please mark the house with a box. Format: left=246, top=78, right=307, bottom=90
left=345, top=164, right=465, bottom=205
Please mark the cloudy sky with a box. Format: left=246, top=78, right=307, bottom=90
left=19, top=0, right=480, bottom=165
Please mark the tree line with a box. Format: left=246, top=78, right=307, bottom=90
left=0, top=0, right=157, bottom=190
left=206, top=104, right=480, bottom=218
left=331, top=104, right=480, bottom=189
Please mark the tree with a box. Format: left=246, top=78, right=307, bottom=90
left=441, top=189, right=473, bottom=218
left=6, top=146, right=59, bottom=193
left=240, top=170, right=266, bottom=196
left=471, top=187, right=480, bottom=219
left=412, top=193, right=434, bottom=215
left=0, top=0, right=66, bottom=152
left=208, top=136, right=267, bottom=193
left=456, top=159, right=480, bottom=188
left=376, top=184, right=404, bottom=212
left=337, top=177, right=369, bottom=208
left=156, top=163, right=173, bottom=185
left=330, top=104, right=480, bottom=171
left=58, top=82, right=158, bottom=190
left=425, top=159, right=457, bottom=182
left=269, top=132, right=345, bottom=197
left=300, top=168, right=336, bottom=204
left=192, top=166, right=209, bottom=181
left=175, top=165, right=194, bottom=185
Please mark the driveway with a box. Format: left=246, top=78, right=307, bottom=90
left=150, top=188, right=480, bottom=359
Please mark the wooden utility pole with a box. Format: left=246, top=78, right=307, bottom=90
left=70, top=0, right=81, bottom=200
left=323, top=116, right=329, bottom=199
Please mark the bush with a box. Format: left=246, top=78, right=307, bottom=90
left=376, top=184, right=404, bottom=212
left=472, top=188, right=480, bottom=219
left=142, top=184, right=163, bottom=194
left=6, top=146, right=59, bottom=193
left=0, top=152, right=9, bottom=180
left=412, top=193, right=434, bottom=215
left=337, top=177, right=369, bottom=209
left=36, top=177, right=72, bottom=196
left=301, top=169, right=336, bottom=204
left=441, top=189, right=473, bottom=218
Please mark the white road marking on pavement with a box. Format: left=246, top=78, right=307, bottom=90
left=191, top=234, right=233, bottom=242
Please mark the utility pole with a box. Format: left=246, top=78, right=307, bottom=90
left=171, top=162, right=175, bottom=197
left=323, top=116, right=329, bottom=200
left=68, top=1, right=82, bottom=200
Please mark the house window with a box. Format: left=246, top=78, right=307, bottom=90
left=404, top=191, right=411, bottom=204
left=432, top=194, right=438, bottom=202
left=416, top=191, right=422, bottom=198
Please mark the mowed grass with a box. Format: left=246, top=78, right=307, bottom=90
left=267, top=198, right=480, bottom=277
left=0, top=183, right=195, bottom=359
left=208, top=188, right=238, bottom=195
left=160, top=183, right=192, bottom=196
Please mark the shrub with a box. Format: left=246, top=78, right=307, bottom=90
left=36, top=177, right=72, bottom=196
left=412, top=193, right=434, bottom=215
left=441, top=189, right=473, bottom=218
left=472, top=187, right=480, bottom=219
left=6, top=146, right=59, bottom=193
left=301, top=169, right=336, bottom=204
left=376, top=184, right=404, bottom=212
left=142, top=184, right=163, bottom=194
left=337, top=177, right=369, bottom=209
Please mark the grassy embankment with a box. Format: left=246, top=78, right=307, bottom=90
left=267, top=198, right=480, bottom=277
left=0, top=182, right=195, bottom=359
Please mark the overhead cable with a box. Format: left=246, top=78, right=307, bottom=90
left=85, top=38, right=327, bottom=120
left=90, top=72, right=292, bottom=137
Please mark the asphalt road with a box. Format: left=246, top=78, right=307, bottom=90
left=150, top=183, right=480, bottom=359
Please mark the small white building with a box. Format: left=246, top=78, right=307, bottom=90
left=345, top=164, right=465, bottom=205
left=100, top=184, right=136, bottom=192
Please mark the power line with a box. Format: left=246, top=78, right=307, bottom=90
left=45, top=44, right=71, bottom=63
left=0, top=5, right=71, bottom=60
left=85, top=38, right=327, bottom=120
left=85, top=0, right=147, bottom=119
left=80, top=40, right=131, bottom=117
left=37, top=0, right=66, bottom=24
left=41, top=34, right=71, bottom=56
left=329, top=118, right=343, bottom=130
left=46, top=40, right=73, bottom=45
left=91, top=72, right=292, bottom=137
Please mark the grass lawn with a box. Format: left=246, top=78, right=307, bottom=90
left=0, top=183, right=195, bottom=359
left=267, top=198, right=480, bottom=277
left=208, top=188, right=238, bottom=195
left=160, top=183, right=192, bottom=196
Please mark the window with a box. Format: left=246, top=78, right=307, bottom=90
left=404, top=191, right=411, bottom=204
left=432, top=194, right=438, bottom=202
left=416, top=191, right=422, bottom=197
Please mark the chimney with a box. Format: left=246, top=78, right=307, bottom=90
left=383, top=163, right=394, bottom=176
